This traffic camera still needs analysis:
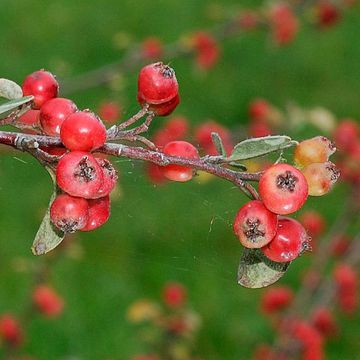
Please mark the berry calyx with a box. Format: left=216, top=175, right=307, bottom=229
left=137, top=62, right=179, bottom=104
left=294, top=136, right=336, bottom=167
left=161, top=141, right=199, bottom=182
left=60, top=110, right=107, bottom=152
left=261, top=217, right=311, bottom=262
left=233, top=200, right=278, bottom=248
left=56, top=151, right=104, bottom=198
left=40, top=97, right=77, bottom=136
left=81, top=195, right=110, bottom=231
left=259, top=163, right=308, bottom=215
left=50, top=194, right=89, bottom=233
left=302, top=161, right=340, bottom=196
left=22, top=70, right=59, bottom=109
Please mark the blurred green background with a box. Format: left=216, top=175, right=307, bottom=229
left=0, top=0, right=359, bottom=359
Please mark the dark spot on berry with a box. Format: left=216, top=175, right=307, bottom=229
left=244, top=218, right=265, bottom=242
left=58, top=219, right=79, bottom=233
left=276, top=171, right=298, bottom=192
left=75, top=156, right=96, bottom=183
left=326, top=164, right=340, bottom=182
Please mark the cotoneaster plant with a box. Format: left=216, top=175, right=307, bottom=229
left=0, top=63, right=340, bottom=288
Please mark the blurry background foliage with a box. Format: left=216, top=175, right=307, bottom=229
left=0, top=0, right=359, bottom=359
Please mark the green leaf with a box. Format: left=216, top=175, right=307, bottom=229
left=0, top=96, right=34, bottom=119
left=0, top=78, right=23, bottom=100
left=228, top=135, right=297, bottom=162
left=211, top=132, right=227, bottom=157
left=31, top=168, right=65, bottom=256
left=237, top=248, right=290, bottom=288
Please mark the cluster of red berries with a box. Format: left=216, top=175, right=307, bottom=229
left=234, top=136, right=339, bottom=263
left=21, top=70, right=117, bottom=233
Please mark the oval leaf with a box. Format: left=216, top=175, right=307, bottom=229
left=211, top=132, right=227, bottom=157
left=31, top=167, right=65, bottom=255
left=228, top=135, right=297, bottom=161
left=0, top=96, right=34, bottom=119
left=0, top=79, right=23, bottom=100
left=237, top=248, right=290, bottom=288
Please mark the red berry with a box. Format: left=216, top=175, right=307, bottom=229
left=50, top=194, right=89, bottom=233
left=238, top=11, right=259, bottom=30
left=98, top=101, right=121, bottom=124
left=233, top=200, right=278, bottom=248
left=137, top=62, right=178, bottom=105
left=294, top=136, right=336, bottom=167
left=139, top=93, right=180, bottom=116
left=316, top=2, right=341, bottom=27
left=330, top=234, right=351, bottom=257
left=249, top=119, right=272, bottom=138
left=22, top=70, right=59, bottom=109
left=333, top=119, right=359, bottom=152
left=146, top=162, right=168, bottom=184
left=261, top=286, right=294, bottom=313
left=311, top=307, right=337, bottom=338
left=261, top=217, right=310, bottom=262
left=32, top=285, right=64, bottom=318
left=81, top=195, right=111, bottom=231
left=18, top=109, right=40, bottom=127
left=40, top=146, right=67, bottom=156
left=60, top=110, right=107, bottom=151
left=192, top=31, right=220, bottom=70
left=259, top=163, right=308, bottom=215
left=270, top=4, right=299, bottom=45
left=249, top=99, right=270, bottom=121
left=18, top=109, right=40, bottom=134
left=93, top=158, right=118, bottom=198
left=142, top=37, right=163, bottom=59
left=299, top=210, right=326, bottom=240
left=161, top=141, right=199, bottom=182
left=40, top=97, right=77, bottom=136
left=302, top=161, right=340, bottom=196
left=0, top=314, right=23, bottom=347
left=194, top=120, right=233, bottom=156
left=153, top=116, right=189, bottom=147
left=163, top=282, right=187, bottom=308
left=56, top=151, right=104, bottom=198
left=334, top=264, right=357, bottom=291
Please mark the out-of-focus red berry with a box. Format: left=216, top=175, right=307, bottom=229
left=194, top=120, right=233, bottom=156
left=261, top=286, right=294, bottom=313
left=299, top=210, right=326, bottom=240
left=192, top=31, right=220, bottom=69
left=270, top=3, right=299, bottom=45
left=311, top=307, right=338, bottom=338
left=316, top=2, right=341, bottom=28
left=33, top=285, right=64, bottom=318
left=0, top=314, right=23, bottom=347
left=163, top=282, right=187, bottom=308
left=333, top=119, right=359, bottom=152
left=98, top=101, right=121, bottom=124
left=142, top=37, right=163, bottom=59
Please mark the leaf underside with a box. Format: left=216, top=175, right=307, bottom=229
left=237, top=248, right=290, bottom=288
left=0, top=96, right=34, bottom=119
